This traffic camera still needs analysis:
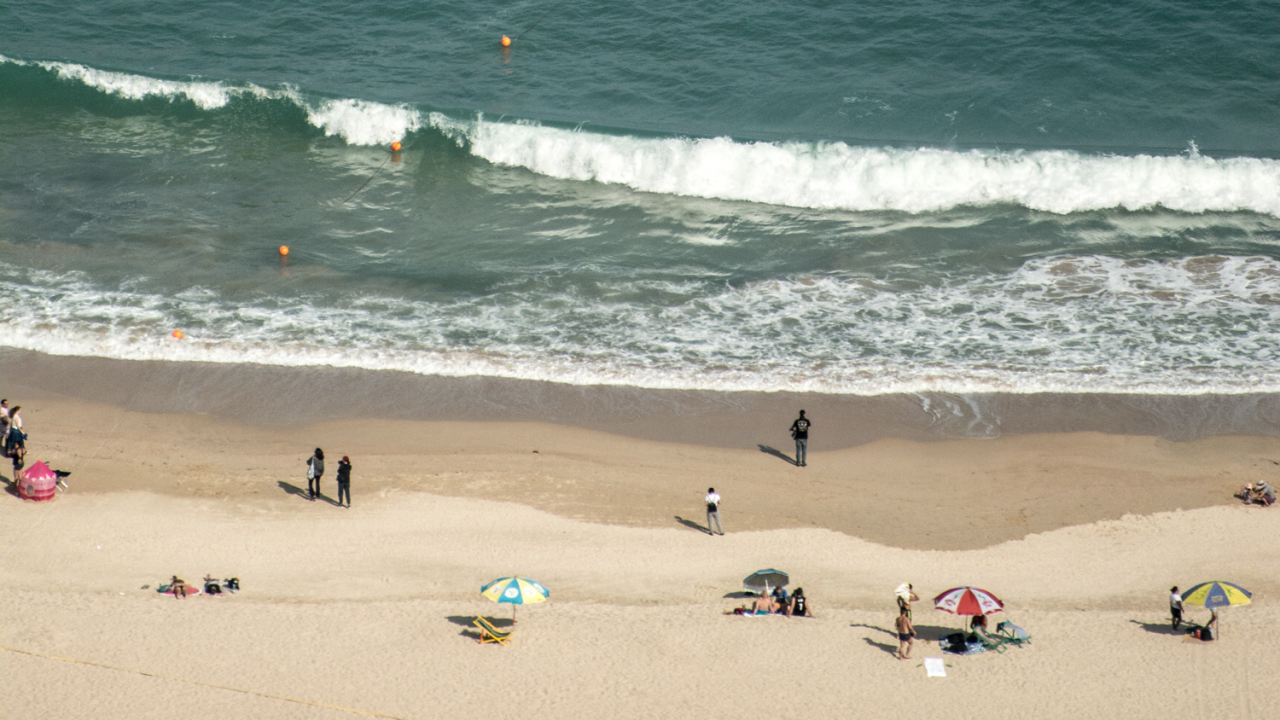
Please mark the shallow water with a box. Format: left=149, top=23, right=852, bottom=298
left=2, top=1, right=1278, bottom=395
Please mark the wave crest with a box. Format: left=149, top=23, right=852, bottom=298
left=2, top=55, right=420, bottom=147
left=443, top=116, right=1280, bottom=215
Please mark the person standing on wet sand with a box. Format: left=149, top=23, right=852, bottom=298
left=306, top=448, right=325, bottom=500
left=336, top=455, right=352, bottom=508
left=705, top=487, right=723, bottom=535
left=789, top=410, right=810, bottom=467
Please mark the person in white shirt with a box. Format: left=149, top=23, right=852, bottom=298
left=1169, top=586, right=1183, bottom=630
left=705, top=487, right=723, bottom=536
left=0, top=399, right=9, bottom=455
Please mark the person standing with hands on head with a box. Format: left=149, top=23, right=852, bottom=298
left=1169, top=586, right=1184, bottom=630
left=789, top=410, right=810, bottom=467
left=705, top=487, right=723, bottom=536
left=336, top=455, right=352, bottom=508
left=306, top=448, right=325, bottom=501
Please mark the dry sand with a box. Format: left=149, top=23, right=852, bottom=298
left=2, top=388, right=1279, bottom=719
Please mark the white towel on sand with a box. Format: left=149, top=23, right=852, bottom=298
left=925, top=658, right=946, bottom=677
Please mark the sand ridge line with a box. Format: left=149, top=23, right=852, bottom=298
left=0, top=644, right=409, bottom=719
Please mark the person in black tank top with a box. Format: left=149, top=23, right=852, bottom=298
left=790, top=587, right=812, bottom=617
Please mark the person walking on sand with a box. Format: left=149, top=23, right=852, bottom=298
left=1170, top=586, right=1184, bottom=630
left=705, top=487, right=723, bottom=535
left=306, top=448, right=325, bottom=500
left=789, top=410, right=810, bottom=467
left=895, top=606, right=915, bottom=659
left=336, top=455, right=352, bottom=508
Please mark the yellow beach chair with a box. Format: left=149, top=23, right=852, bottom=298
left=473, top=616, right=513, bottom=646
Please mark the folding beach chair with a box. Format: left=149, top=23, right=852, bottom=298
left=473, top=616, right=513, bottom=646
left=995, top=621, right=1030, bottom=648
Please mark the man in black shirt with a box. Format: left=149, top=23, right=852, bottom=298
left=336, top=455, right=352, bottom=508
left=789, top=410, right=810, bottom=467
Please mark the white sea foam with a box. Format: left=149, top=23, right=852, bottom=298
left=439, top=115, right=1280, bottom=216
left=2, top=56, right=420, bottom=147
left=3, top=257, right=1279, bottom=396
left=306, top=98, right=421, bottom=146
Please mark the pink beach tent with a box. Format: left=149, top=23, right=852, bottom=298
left=18, top=461, right=58, bottom=501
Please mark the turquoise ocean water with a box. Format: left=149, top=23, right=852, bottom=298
left=2, top=1, right=1279, bottom=395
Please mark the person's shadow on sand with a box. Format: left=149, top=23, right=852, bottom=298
left=277, top=481, right=342, bottom=506
left=757, top=445, right=798, bottom=466
left=852, top=622, right=954, bottom=644
left=1129, top=619, right=1187, bottom=636
left=674, top=516, right=712, bottom=534
left=0, top=474, right=17, bottom=498
left=862, top=637, right=899, bottom=656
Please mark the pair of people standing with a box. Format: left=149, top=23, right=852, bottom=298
left=306, top=448, right=353, bottom=507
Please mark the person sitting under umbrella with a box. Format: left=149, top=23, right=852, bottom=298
left=771, top=586, right=790, bottom=613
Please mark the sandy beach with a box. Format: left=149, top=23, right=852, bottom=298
left=3, top=362, right=1280, bottom=720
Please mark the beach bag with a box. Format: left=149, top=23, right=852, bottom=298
left=307, top=461, right=316, bottom=481
left=945, top=632, right=966, bottom=648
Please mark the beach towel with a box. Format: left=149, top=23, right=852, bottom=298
left=924, top=657, right=947, bottom=677
left=942, top=638, right=985, bottom=655
left=895, top=582, right=913, bottom=600
left=157, top=583, right=201, bottom=597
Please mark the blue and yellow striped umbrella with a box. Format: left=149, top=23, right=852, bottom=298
left=481, top=577, right=549, bottom=621
left=1181, top=581, right=1252, bottom=609
left=481, top=577, right=549, bottom=604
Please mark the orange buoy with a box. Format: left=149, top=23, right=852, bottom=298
left=279, top=245, right=290, bottom=257
left=391, top=141, right=402, bottom=152
left=172, top=329, right=184, bottom=339
left=501, top=34, right=511, bottom=47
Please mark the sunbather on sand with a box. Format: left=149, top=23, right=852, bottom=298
left=170, top=576, right=187, bottom=599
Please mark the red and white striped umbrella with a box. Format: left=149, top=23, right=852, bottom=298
left=933, top=586, right=1004, bottom=616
